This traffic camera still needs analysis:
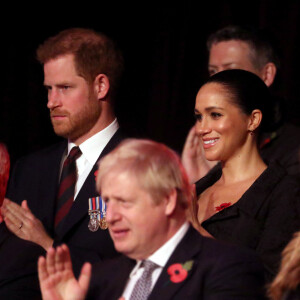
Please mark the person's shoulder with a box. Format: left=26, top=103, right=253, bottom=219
left=267, top=161, right=299, bottom=192
left=201, top=234, right=260, bottom=261
left=185, top=226, right=262, bottom=267
left=281, top=122, right=300, bottom=136
left=14, top=141, right=67, bottom=166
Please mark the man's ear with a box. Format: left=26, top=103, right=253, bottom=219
left=260, top=62, right=277, bottom=87
left=248, top=109, right=263, bottom=132
left=94, top=74, right=110, bottom=100
left=165, top=189, right=178, bottom=216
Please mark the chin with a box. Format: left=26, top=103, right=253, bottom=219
left=205, top=153, right=220, bottom=162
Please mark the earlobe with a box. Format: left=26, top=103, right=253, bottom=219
left=261, top=63, right=277, bottom=87
left=94, top=74, right=110, bottom=100
left=248, top=109, right=263, bottom=132
left=165, top=189, right=177, bottom=216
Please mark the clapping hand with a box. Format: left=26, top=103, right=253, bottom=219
left=1, top=198, right=53, bottom=250
left=38, top=244, right=91, bottom=300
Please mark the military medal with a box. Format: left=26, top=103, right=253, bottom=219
left=99, top=198, right=108, bottom=230
left=88, top=197, right=100, bottom=232
left=88, top=196, right=108, bottom=231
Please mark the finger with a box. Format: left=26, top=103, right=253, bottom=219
left=46, top=247, right=56, bottom=275
left=191, top=183, right=196, bottom=195
left=21, top=200, right=30, bottom=211
left=21, top=200, right=36, bottom=221
left=38, top=256, right=49, bottom=283
left=4, top=215, right=24, bottom=237
left=61, top=244, right=73, bottom=271
left=2, top=200, right=26, bottom=221
left=78, top=262, right=92, bottom=294
left=55, top=245, right=65, bottom=272
left=186, top=126, right=196, bottom=144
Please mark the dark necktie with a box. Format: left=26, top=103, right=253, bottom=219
left=129, top=260, right=158, bottom=300
left=55, top=146, right=82, bottom=227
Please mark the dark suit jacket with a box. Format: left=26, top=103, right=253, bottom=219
left=259, top=122, right=300, bottom=176
left=196, top=162, right=300, bottom=282
left=87, top=226, right=266, bottom=300
left=0, top=130, right=124, bottom=299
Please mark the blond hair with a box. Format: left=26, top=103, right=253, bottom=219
left=268, top=231, right=300, bottom=299
left=96, top=139, right=192, bottom=209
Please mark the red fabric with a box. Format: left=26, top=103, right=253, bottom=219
left=215, top=202, right=232, bottom=212
left=0, top=144, right=10, bottom=208
left=0, top=144, right=10, bottom=205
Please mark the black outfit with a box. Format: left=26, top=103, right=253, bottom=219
left=259, top=122, right=300, bottom=176
left=196, top=162, right=300, bottom=282
left=0, top=130, right=124, bottom=300
left=87, top=226, right=266, bottom=300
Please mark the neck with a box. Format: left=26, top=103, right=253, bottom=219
left=134, top=215, right=187, bottom=261
left=220, top=143, right=267, bottom=184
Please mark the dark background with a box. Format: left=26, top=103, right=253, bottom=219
left=1, top=1, right=300, bottom=166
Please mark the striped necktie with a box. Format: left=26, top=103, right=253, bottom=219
left=55, top=146, right=82, bottom=227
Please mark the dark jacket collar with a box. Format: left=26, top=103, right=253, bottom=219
left=196, top=162, right=287, bottom=223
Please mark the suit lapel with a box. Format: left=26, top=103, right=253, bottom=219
left=148, top=226, right=203, bottom=300
left=55, top=130, right=124, bottom=239
left=110, top=257, right=136, bottom=299
left=36, top=141, right=67, bottom=232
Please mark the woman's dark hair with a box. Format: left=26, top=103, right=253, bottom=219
left=205, top=69, right=275, bottom=132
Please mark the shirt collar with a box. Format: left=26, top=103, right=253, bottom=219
left=129, top=222, right=190, bottom=278
left=68, top=119, right=119, bottom=165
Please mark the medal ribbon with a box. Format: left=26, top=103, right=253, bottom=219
left=89, top=197, right=100, bottom=212
left=99, top=196, right=106, bottom=221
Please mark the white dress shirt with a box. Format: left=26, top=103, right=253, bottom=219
left=66, top=118, right=119, bottom=199
left=122, top=222, right=190, bottom=300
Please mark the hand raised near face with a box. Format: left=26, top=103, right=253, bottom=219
left=181, top=125, right=217, bottom=184
left=1, top=198, right=53, bottom=250
left=38, top=244, right=91, bottom=300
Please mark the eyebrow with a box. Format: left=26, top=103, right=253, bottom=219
left=43, top=81, right=72, bottom=87
left=195, top=106, right=225, bottom=113
left=208, top=62, right=237, bottom=68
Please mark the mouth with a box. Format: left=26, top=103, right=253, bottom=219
left=50, top=113, right=67, bottom=121
left=202, top=138, right=219, bottom=149
left=109, top=228, right=129, bottom=239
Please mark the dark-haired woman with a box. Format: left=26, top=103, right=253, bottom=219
left=189, top=69, right=300, bottom=282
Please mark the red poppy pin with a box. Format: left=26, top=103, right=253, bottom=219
left=167, top=260, right=194, bottom=283
left=215, top=202, right=231, bottom=212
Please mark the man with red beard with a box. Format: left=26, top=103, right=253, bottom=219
left=0, top=28, right=124, bottom=299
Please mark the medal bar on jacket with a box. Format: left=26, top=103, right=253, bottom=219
left=88, top=196, right=107, bottom=231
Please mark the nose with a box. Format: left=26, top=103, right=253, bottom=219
left=106, top=201, right=121, bottom=225
left=195, top=118, right=212, bottom=136
left=47, top=89, right=61, bottom=109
